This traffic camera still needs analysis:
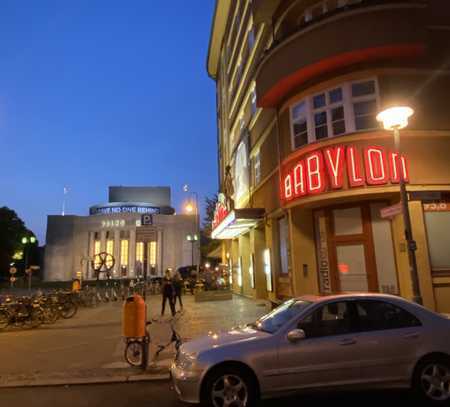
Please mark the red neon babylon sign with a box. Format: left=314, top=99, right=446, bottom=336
left=281, top=144, right=409, bottom=202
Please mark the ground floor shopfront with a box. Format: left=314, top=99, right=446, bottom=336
left=215, top=133, right=450, bottom=313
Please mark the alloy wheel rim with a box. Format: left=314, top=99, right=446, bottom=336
left=421, top=363, right=450, bottom=401
left=212, top=374, right=248, bottom=407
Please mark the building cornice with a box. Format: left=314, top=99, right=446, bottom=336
left=207, top=0, right=231, bottom=80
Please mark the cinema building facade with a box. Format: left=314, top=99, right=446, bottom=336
left=44, top=186, right=199, bottom=282
left=207, top=0, right=450, bottom=312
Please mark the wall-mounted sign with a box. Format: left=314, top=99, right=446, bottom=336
left=281, top=144, right=409, bottom=203
left=90, top=204, right=160, bottom=216
left=234, top=138, right=250, bottom=205
left=101, top=219, right=126, bottom=228
left=141, top=214, right=153, bottom=226
left=424, top=202, right=450, bottom=212
left=314, top=211, right=332, bottom=294
left=380, top=203, right=402, bottom=219
left=212, top=193, right=229, bottom=230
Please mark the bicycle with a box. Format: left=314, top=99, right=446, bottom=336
left=152, top=313, right=183, bottom=361
left=124, top=321, right=151, bottom=369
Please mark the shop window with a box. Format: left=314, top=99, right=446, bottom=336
left=278, top=217, right=289, bottom=275
left=290, top=78, right=379, bottom=150
left=336, top=244, right=369, bottom=291
left=93, top=240, right=101, bottom=270
left=237, top=257, right=243, bottom=287
left=264, top=249, right=273, bottom=292
left=249, top=254, right=255, bottom=289
left=424, top=208, right=450, bottom=275
left=333, top=207, right=363, bottom=236
left=120, top=239, right=129, bottom=267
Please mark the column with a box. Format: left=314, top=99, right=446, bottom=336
left=157, top=229, right=163, bottom=276
left=114, top=230, right=120, bottom=278
left=129, top=229, right=136, bottom=278
left=87, top=231, right=95, bottom=280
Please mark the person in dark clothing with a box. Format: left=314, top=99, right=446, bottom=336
left=161, top=269, right=176, bottom=316
left=172, top=270, right=183, bottom=311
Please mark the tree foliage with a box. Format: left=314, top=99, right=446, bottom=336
left=0, top=207, right=36, bottom=279
left=200, top=194, right=220, bottom=261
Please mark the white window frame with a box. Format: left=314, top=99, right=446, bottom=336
left=290, top=77, right=379, bottom=151
left=253, top=149, right=261, bottom=186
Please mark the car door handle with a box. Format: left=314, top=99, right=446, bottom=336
left=403, top=332, right=420, bottom=340
left=339, top=338, right=357, bottom=346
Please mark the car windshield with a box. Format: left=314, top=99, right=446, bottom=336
left=252, top=299, right=312, bottom=334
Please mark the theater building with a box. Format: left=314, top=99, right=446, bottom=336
left=44, top=186, right=199, bottom=281
left=207, top=0, right=450, bottom=312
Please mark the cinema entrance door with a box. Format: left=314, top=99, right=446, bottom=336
left=313, top=201, right=399, bottom=295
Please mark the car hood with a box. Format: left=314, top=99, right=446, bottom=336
left=181, top=325, right=270, bottom=355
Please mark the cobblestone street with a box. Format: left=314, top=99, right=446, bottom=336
left=0, top=294, right=269, bottom=385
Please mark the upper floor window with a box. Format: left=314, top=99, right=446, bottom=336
left=252, top=150, right=261, bottom=185
left=290, top=78, right=379, bottom=150
left=250, top=88, right=257, bottom=117
left=248, top=26, right=255, bottom=51
left=299, top=0, right=363, bottom=26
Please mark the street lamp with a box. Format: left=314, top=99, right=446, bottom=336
left=376, top=105, right=422, bottom=305
left=183, top=185, right=200, bottom=273
left=186, top=234, right=199, bottom=272
left=22, top=236, right=37, bottom=292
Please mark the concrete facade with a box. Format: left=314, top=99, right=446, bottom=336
left=44, top=187, right=199, bottom=281
left=207, top=0, right=450, bottom=312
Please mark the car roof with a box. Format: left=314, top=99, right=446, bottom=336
left=296, top=292, right=407, bottom=304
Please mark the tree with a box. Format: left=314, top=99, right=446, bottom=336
left=200, top=195, right=220, bottom=261
left=0, top=207, right=36, bottom=280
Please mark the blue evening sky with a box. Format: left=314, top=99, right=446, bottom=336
left=0, top=1, right=218, bottom=243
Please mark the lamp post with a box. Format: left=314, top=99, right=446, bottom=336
left=186, top=234, right=198, bottom=272
left=376, top=106, right=422, bottom=305
left=22, top=236, right=37, bottom=292
left=183, top=184, right=200, bottom=273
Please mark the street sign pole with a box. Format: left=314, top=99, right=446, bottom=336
left=394, top=127, right=422, bottom=305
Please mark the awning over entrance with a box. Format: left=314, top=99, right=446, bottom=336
left=211, top=208, right=265, bottom=240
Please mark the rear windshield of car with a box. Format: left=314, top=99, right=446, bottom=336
left=255, top=299, right=312, bottom=334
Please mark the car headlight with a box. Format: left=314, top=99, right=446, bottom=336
left=176, top=351, right=199, bottom=371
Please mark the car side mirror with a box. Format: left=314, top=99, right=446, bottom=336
left=287, top=329, right=306, bottom=343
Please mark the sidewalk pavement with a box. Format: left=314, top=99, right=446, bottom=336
left=0, top=294, right=270, bottom=387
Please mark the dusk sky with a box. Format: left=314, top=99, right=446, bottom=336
left=0, top=1, right=218, bottom=243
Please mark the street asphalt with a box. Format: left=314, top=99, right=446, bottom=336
left=0, top=380, right=424, bottom=407
left=0, top=294, right=269, bottom=385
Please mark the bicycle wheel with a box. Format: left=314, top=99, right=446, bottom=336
left=0, top=310, right=9, bottom=330
left=60, top=301, right=78, bottom=319
left=43, top=307, right=58, bottom=324
left=124, top=340, right=144, bottom=367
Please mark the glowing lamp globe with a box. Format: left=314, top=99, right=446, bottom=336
left=376, top=106, right=414, bottom=131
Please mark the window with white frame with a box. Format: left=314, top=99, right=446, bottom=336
left=252, top=150, right=261, bottom=186
left=250, top=88, right=257, bottom=117
left=299, top=0, right=362, bottom=26
left=290, top=78, right=379, bottom=150
left=248, top=26, right=255, bottom=51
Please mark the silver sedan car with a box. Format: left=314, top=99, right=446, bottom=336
left=171, top=293, right=450, bottom=406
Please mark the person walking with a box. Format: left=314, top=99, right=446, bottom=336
left=161, top=269, right=176, bottom=317
left=172, top=270, right=183, bottom=311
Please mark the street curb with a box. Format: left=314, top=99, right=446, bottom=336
left=0, top=373, right=170, bottom=389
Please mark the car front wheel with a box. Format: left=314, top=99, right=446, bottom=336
left=414, top=357, right=450, bottom=404
left=204, top=366, right=257, bottom=407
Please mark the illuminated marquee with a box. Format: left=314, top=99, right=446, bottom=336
left=281, top=144, right=409, bottom=202
left=212, top=193, right=229, bottom=230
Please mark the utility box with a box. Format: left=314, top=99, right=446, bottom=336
left=123, top=294, right=146, bottom=337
